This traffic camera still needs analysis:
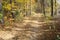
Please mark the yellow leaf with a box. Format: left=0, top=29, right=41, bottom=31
left=6, top=4, right=11, bottom=10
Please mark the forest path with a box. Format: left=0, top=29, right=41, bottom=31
left=0, top=13, right=57, bottom=40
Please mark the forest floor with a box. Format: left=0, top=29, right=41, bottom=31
left=0, top=13, right=59, bottom=40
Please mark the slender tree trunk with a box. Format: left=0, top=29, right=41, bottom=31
left=29, top=0, right=31, bottom=15
left=51, top=0, right=53, bottom=17
left=37, top=0, right=41, bottom=13
left=42, top=0, right=45, bottom=16
left=40, top=0, right=43, bottom=13
left=54, top=0, right=57, bottom=15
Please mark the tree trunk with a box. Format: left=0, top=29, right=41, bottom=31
left=42, top=0, right=45, bottom=16
left=54, top=0, right=57, bottom=15
left=51, top=0, right=53, bottom=17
